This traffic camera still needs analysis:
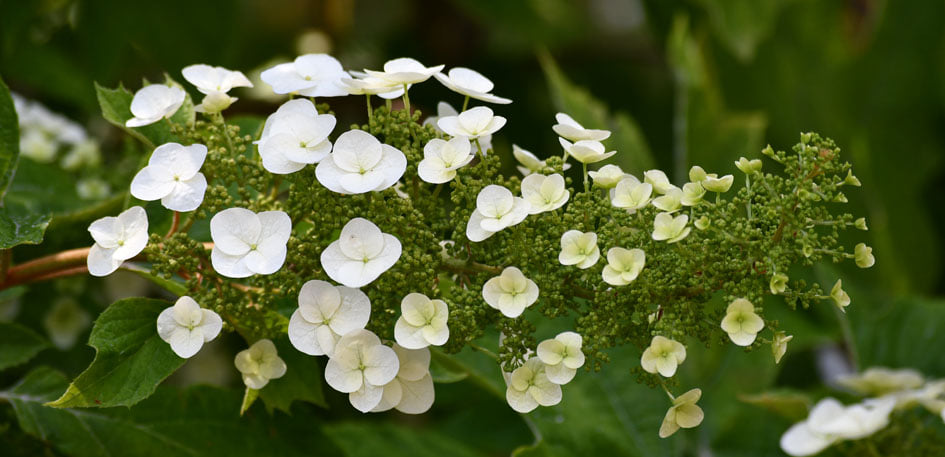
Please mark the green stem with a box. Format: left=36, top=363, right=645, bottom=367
left=365, top=94, right=373, bottom=119
left=401, top=84, right=410, bottom=113
left=474, top=138, right=483, bottom=157
left=582, top=162, right=589, bottom=193
left=746, top=174, right=753, bottom=220
left=462, top=95, right=470, bottom=111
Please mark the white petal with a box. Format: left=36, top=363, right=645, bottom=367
left=210, top=248, right=252, bottom=278
left=393, top=344, right=430, bottom=382
left=332, top=130, right=383, bottom=173
left=87, top=244, right=122, bottom=277
left=210, top=208, right=259, bottom=256
left=363, top=344, right=400, bottom=386
left=395, top=374, right=435, bottom=414
left=288, top=310, right=327, bottom=356
left=349, top=383, right=384, bottom=413
left=260, top=62, right=317, bottom=94
left=329, top=287, right=372, bottom=335
left=130, top=166, right=174, bottom=201
left=506, top=386, right=538, bottom=413
left=167, top=327, right=204, bottom=358
left=372, top=145, right=407, bottom=191
left=371, top=379, right=403, bottom=413
left=151, top=142, right=207, bottom=180
left=160, top=174, right=207, bottom=212
left=545, top=362, right=577, bottom=385
left=88, top=216, right=121, bottom=248
left=314, top=157, right=351, bottom=193
left=337, top=217, right=385, bottom=260
left=197, top=309, right=223, bottom=342
left=465, top=210, right=495, bottom=242
left=325, top=359, right=363, bottom=393
left=394, top=318, right=428, bottom=349
left=780, top=422, right=835, bottom=457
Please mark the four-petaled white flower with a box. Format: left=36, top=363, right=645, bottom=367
left=87, top=206, right=149, bottom=277
left=602, top=247, right=645, bottom=286
left=831, top=279, right=850, bottom=312
left=417, top=137, right=473, bottom=184
left=505, top=357, right=562, bottom=413
left=434, top=67, right=511, bottom=104
left=770, top=273, right=789, bottom=294
left=466, top=185, right=530, bottom=242
left=126, top=84, right=185, bottom=127
left=721, top=298, right=764, bottom=346
left=660, top=388, right=705, bottom=438
left=482, top=267, right=539, bottom=318
left=364, top=57, right=444, bottom=86
left=324, top=329, right=400, bottom=412
left=424, top=102, right=493, bottom=152
left=536, top=331, right=585, bottom=384
left=552, top=113, right=610, bottom=142
left=836, top=367, right=924, bottom=396
left=156, top=296, right=223, bottom=358
left=558, top=138, right=615, bottom=164
left=641, top=335, right=687, bottom=378
left=130, top=142, right=208, bottom=212
left=234, top=339, right=287, bottom=390
left=372, top=344, right=436, bottom=414
left=772, top=331, right=793, bottom=364
left=558, top=230, right=600, bottom=269
left=701, top=174, right=734, bottom=193
left=855, top=243, right=874, bottom=268
left=256, top=99, right=336, bottom=174
left=260, top=54, right=349, bottom=97
left=320, top=217, right=402, bottom=288
left=651, top=187, right=683, bottom=212
left=316, top=130, right=406, bottom=194
left=338, top=73, right=405, bottom=99
left=210, top=208, right=292, bottom=278
left=437, top=106, right=507, bottom=142
left=680, top=182, right=705, bottom=206
left=512, top=144, right=568, bottom=175
left=780, top=397, right=896, bottom=456
left=521, top=173, right=569, bottom=214
left=652, top=212, right=691, bottom=243
left=181, top=64, right=253, bottom=113
left=644, top=169, right=675, bottom=194
left=735, top=157, right=762, bottom=174
left=610, top=176, right=653, bottom=213
left=589, top=164, right=626, bottom=189
left=394, top=293, right=449, bottom=349
left=288, top=280, right=370, bottom=357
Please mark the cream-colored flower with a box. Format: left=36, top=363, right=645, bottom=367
left=836, top=367, right=924, bottom=396
left=652, top=212, right=690, bottom=243
left=659, top=388, right=704, bottom=438
left=735, top=157, right=762, bottom=174
left=702, top=174, right=734, bottom=193
left=482, top=267, right=539, bottom=318
left=680, top=182, right=705, bottom=206
left=770, top=273, right=789, bottom=294
left=394, top=293, right=449, bottom=349
left=602, top=247, right=645, bottom=286
left=536, top=331, right=585, bottom=384
left=610, top=176, right=652, bottom=213
left=558, top=138, right=615, bottom=164
left=831, top=279, right=851, bottom=312
left=588, top=164, right=626, bottom=189
left=772, top=331, right=793, bottom=364
left=854, top=243, right=874, bottom=269
left=558, top=230, right=600, bottom=269
left=505, top=357, right=562, bottom=413
left=641, top=335, right=686, bottom=378
left=520, top=173, right=569, bottom=214
left=651, top=187, right=682, bottom=212
left=644, top=170, right=675, bottom=194
left=721, top=298, right=764, bottom=346
left=234, top=339, right=287, bottom=390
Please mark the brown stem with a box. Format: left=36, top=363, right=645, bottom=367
left=165, top=212, right=181, bottom=238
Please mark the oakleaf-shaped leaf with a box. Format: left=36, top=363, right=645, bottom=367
left=0, top=322, right=48, bottom=371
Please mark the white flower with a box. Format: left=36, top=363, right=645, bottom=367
left=645, top=169, right=677, bottom=194
left=256, top=99, right=336, bottom=174
left=651, top=187, right=683, bottom=212
left=521, top=173, right=569, bottom=214
left=316, top=130, right=406, bottom=194
left=126, top=84, right=186, bottom=127
left=680, top=182, right=705, bottom=206
left=235, top=339, right=287, bottom=390
left=836, top=367, right=924, bottom=396
left=558, top=138, right=615, bottom=164
left=260, top=54, right=349, bottom=97
left=364, top=57, right=444, bottom=85
left=181, top=64, right=253, bottom=112
left=325, top=329, right=399, bottom=412
left=721, top=298, right=764, bottom=346
left=588, top=164, right=626, bottom=189
left=87, top=206, right=149, bottom=277
left=130, top=142, right=208, bottom=212
left=602, top=247, right=645, bottom=286
left=770, top=273, right=789, bottom=294
left=652, top=212, right=691, bottom=243
left=855, top=243, right=875, bottom=268
left=505, top=357, right=562, bottom=413
left=288, top=280, right=370, bottom=357
left=512, top=144, right=567, bottom=175
left=610, top=176, right=652, bottom=213
left=156, top=296, right=223, bottom=358
left=320, top=217, right=402, bottom=288
left=437, top=106, right=507, bottom=141
left=558, top=230, right=600, bottom=269
left=735, top=157, right=762, bottom=174
left=417, top=137, right=473, bottom=184
left=689, top=166, right=708, bottom=182
left=434, top=67, right=511, bottom=104
left=552, top=113, right=610, bottom=142
left=372, top=344, right=435, bottom=414
left=772, top=331, right=793, bottom=364
left=641, top=335, right=687, bottom=378
left=702, top=174, right=734, bottom=193
left=780, top=397, right=895, bottom=456
left=536, top=331, right=585, bottom=384
left=659, top=388, right=704, bottom=438
left=338, top=74, right=405, bottom=99
left=482, top=267, right=539, bottom=318
left=466, top=185, right=530, bottom=242
left=831, top=279, right=851, bottom=312
left=210, top=208, right=292, bottom=278
left=394, top=293, right=449, bottom=349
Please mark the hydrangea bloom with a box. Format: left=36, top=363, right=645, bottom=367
left=831, top=279, right=851, bottom=312
left=320, top=217, right=402, bottom=288
left=372, top=344, right=435, bottom=414
left=210, top=208, right=292, bottom=278
left=417, top=137, right=473, bottom=184
left=558, top=230, right=600, bottom=269
left=434, top=67, right=511, bottom=104
left=256, top=99, right=336, bottom=174
left=772, top=331, right=793, bottom=364
left=610, top=176, right=653, bottom=213
left=770, top=273, right=789, bottom=294
left=288, top=280, right=370, bottom=356
left=156, top=296, right=222, bottom=358
left=364, top=57, right=444, bottom=85
left=482, top=267, right=539, bottom=318
left=324, top=329, right=399, bottom=412
left=644, top=169, right=675, bottom=194
left=836, top=367, right=924, bottom=396
left=181, top=64, right=253, bottom=112
left=780, top=397, right=896, bottom=456
left=505, top=357, right=562, bottom=413
left=130, top=142, right=208, bottom=212
left=680, top=182, right=705, bottom=206
left=316, top=130, right=406, bottom=194
left=466, top=185, right=530, bottom=242
left=437, top=106, right=507, bottom=142
left=126, top=84, right=186, bottom=127
left=558, top=138, right=615, bottom=164
left=652, top=212, right=691, bottom=243
left=520, top=173, right=569, bottom=214
left=338, top=74, right=405, bottom=98
left=87, top=206, right=149, bottom=277
left=424, top=102, right=492, bottom=152
left=721, top=298, right=764, bottom=346
left=512, top=144, right=568, bottom=175
left=735, top=157, right=762, bottom=174
left=855, top=243, right=875, bottom=268
left=701, top=174, right=734, bottom=193
left=651, top=187, right=683, bottom=212
left=260, top=54, right=348, bottom=97
left=235, top=339, right=287, bottom=390
left=536, top=331, right=585, bottom=384
left=552, top=113, right=610, bottom=142
left=641, top=335, right=687, bottom=377
left=588, top=164, right=626, bottom=189
left=602, top=247, right=645, bottom=286
left=394, top=293, right=449, bottom=349
left=659, top=388, right=704, bottom=438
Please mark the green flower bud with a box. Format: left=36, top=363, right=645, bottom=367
left=688, top=166, right=707, bottom=183
left=734, top=157, right=762, bottom=174
left=769, top=273, right=788, bottom=295
left=694, top=216, right=710, bottom=230
left=854, top=217, right=868, bottom=231
left=844, top=170, right=861, bottom=187
left=831, top=279, right=851, bottom=312
left=854, top=243, right=875, bottom=268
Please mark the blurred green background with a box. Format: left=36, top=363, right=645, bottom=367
left=1, top=0, right=944, bottom=456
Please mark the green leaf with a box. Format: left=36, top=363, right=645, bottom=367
left=0, top=322, right=48, bottom=371
left=538, top=49, right=655, bottom=175
left=0, top=75, right=18, bottom=200
left=0, top=206, right=50, bottom=249
left=326, top=422, right=490, bottom=457
left=240, top=387, right=259, bottom=415
left=94, top=81, right=193, bottom=149
left=739, top=390, right=812, bottom=422
left=1, top=367, right=346, bottom=457
left=696, top=0, right=791, bottom=62
left=257, top=336, right=327, bottom=413
left=119, top=263, right=188, bottom=296
left=850, top=294, right=945, bottom=377
left=47, top=297, right=184, bottom=408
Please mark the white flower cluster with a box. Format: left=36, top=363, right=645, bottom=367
left=504, top=331, right=586, bottom=413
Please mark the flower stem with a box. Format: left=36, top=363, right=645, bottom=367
left=583, top=162, right=589, bottom=193
left=165, top=212, right=180, bottom=238
left=462, top=95, right=470, bottom=111
left=365, top=94, right=373, bottom=119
